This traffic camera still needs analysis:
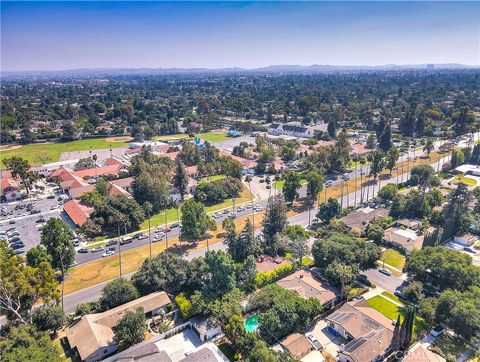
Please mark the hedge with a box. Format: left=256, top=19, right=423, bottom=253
left=255, top=263, right=294, bottom=288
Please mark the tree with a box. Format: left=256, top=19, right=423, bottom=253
left=331, top=128, right=351, bottom=171
left=210, top=288, right=244, bottom=324
left=26, top=246, right=51, bottom=267
left=262, top=195, right=288, bottom=255
left=282, top=171, right=302, bottom=203
left=405, top=246, right=480, bottom=292
left=442, top=183, right=472, bottom=239
left=202, top=250, right=237, bottom=299
left=386, top=147, right=399, bottom=175
left=113, top=307, right=146, bottom=351
left=378, top=183, right=398, bottom=201
left=402, top=281, right=424, bottom=304
left=409, top=164, right=439, bottom=193
left=423, top=139, right=434, bottom=157
left=366, top=133, right=376, bottom=149
left=180, top=198, right=216, bottom=242
left=327, top=120, right=337, bottom=139
left=131, top=252, right=190, bottom=296
left=316, top=197, right=341, bottom=223
left=0, top=243, right=59, bottom=324
left=325, top=262, right=355, bottom=297
left=3, top=156, right=37, bottom=194
left=32, top=305, right=66, bottom=333
left=0, top=324, right=62, bottom=362
left=226, top=219, right=261, bottom=263
left=365, top=223, right=385, bottom=244
left=450, top=148, right=465, bottom=168
left=132, top=163, right=171, bottom=213
left=217, top=155, right=243, bottom=179
left=236, top=256, right=257, bottom=293
left=369, top=150, right=385, bottom=180
left=99, top=278, right=139, bottom=311
left=40, top=217, right=75, bottom=309
left=174, top=160, right=189, bottom=200
left=378, top=123, right=392, bottom=152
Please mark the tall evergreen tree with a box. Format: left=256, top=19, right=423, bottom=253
left=174, top=160, right=189, bottom=200
left=262, top=195, right=288, bottom=255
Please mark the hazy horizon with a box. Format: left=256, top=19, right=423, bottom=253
left=2, top=1, right=479, bottom=72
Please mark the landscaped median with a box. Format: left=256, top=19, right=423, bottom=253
left=64, top=150, right=448, bottom=295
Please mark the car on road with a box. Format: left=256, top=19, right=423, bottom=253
left=77, top=247, right=89, bottom=253
left=156, top=227, right=164, bottom=233
left=69, top=261, right=78, bottom=267
left=222, top=209, right=230, bottom=214
left=106, top=239, right=119, bottom=247
left=254, top=206, right=263, bottom=212
left=120, top=236, right=133, bottom=245
left=90, top=246, right=104, bottom=253
left=170, top=222, right=179, bottom=228
left=341, top=173, right=350, bottom=181
left=246, top=203, right=253, bottom=209
left=430, top=325, right=445, bottom=338
left=228, top=212, right=236, bottom=219
left=164, top=226, right=172, bottom=233
left=153, top=233, right=165, bottom=242
left=102, top=249, right=115, bottom=257
left=325, top=180, right=333, bottom=187
left=135, top=233, right=148, bottom=240
left=237, top=207, right=245, bottom=212
left=379, top=268, right=392, bottom=276
left=305, top=332, right=323, bottom=351
left=213, top=212, right=222, bottom=218
left=36, top=217, right=46, bottom=223
left=9, top=219, right=16, bottom=224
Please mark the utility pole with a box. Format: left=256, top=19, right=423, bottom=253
left=117, top=222, right=122, bottom=278
left=164, top=209, right=168, bottom=250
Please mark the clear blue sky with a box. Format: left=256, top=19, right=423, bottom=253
left=1, top=1, right=479, bottom=71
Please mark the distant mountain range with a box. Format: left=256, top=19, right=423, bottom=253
left=2, top=63, right=478, bottom=78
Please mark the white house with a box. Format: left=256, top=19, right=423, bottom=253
left=268, top=122, right=327, bottom=139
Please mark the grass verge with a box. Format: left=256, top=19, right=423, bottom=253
left=381, top=291, right=403, bottom=305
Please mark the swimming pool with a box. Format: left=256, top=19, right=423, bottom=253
left=244, top=314, right=259, bottom=333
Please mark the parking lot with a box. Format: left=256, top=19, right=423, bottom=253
left=0, top=189, right=69, bottom=254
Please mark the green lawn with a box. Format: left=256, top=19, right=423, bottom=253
left=381, top=249, right=406, bottom=270
left=451, top=176, right=477, bottom=186
left=0, top=138, right=128, bottom=166
left=199, top=174, right=227, bottom=184
left=274, top=179, right=308, bottom=189
left=381, top=291, right=403, bottom=304
left=195, top=132, right=229, bottom=143
left=367, top=296, right=427, bottom=338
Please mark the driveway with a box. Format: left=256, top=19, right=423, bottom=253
left=307, top=320, right=346, bottom=358
left=361, top=268, right=405, bottom=293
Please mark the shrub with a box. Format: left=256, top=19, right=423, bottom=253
left=194, top=178, right=242, bottom=204
left=175, top=293, right=193, bottom=319
left=254, top=263, right=294, bottom=288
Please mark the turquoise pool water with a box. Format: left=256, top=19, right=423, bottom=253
left=244, top=314, right=259, bottom=333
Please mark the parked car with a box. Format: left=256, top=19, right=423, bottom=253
left=9, top=219, right=16, bottom=224
left=135, top=233, right=148, bottom=240
left=36, top=217, right=46, bottom=223
left=228, top=212, right=237, bottom=219
left=77, top=247, right=89, bottom=253
left=222, top=209, right=230, bottom=214
left=6, top=228, right=16, bottom=232
left=90, top=246, right=104, bottom=253
left=72, top=238, right=80, bottom=246
left=170, top=222, right=179, bottom=228
left=213, top=212, right=222, bottom=218
left=305, top=333, right=323, bottom=351
left=11, top=243, right=25, bottom=250
left=13, top=249, right=25, bottom=255
left=156, top=227, right=165, bottom=233
left=325, top=180, right=333, bottom=187
left=430, top=325, right=445, bottom=338
left=47, top=195, right=56, bottom=199
left=379, top=268, right=392, bottom=276
left=106, top=239, right=119, bottom=247
left=30, top=209, right=41, bottom=214
left=464, top=247, right=476, bottom=254
left=341, top=173, right=350, bottom=181
left=394, top=290, right=406, bottom=299
left=8, top=237, right=21, bottom=243
left=164, top=227, right=172, bottom=233
left=237, top=207, right=245, bottom=212
left=153, top=233, right=165, bottom=242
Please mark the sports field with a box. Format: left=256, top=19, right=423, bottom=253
left=0, top=138, right=129, bottom=166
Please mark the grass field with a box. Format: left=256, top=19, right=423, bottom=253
left=367, top=295, right=427, bottom=338
left=152, top=134, right=190, bottom=141
left=0, top=138, right=128, bottom=166
left=273, top=179, right=308, bottom=189
left=198, top=174, right=227, bottom=184
left=381, top=249, right=406, bottom=270
left=196, top=132, right=229, bottom=143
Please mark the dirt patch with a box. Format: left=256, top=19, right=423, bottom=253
left=105, top=136, right=133, bottom=143
left=0, top=145, right=22, bottom=151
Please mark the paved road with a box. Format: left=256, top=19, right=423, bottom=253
left=361, top=268, right=405, bottom=293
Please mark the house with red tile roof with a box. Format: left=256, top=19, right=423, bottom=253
left=0, top=176, right=22, bottom=201
left=63, top=199, right=94, bottom=227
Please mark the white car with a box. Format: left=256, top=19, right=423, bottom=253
left=430, top=325, right=445, bottom=338
left=213, top=212, right=222, bottom=218
left=102, top=249, right=115, bottom=257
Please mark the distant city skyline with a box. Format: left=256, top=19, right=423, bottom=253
left=1, top=1, right=479, bottom=72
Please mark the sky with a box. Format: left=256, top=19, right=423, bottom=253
left=1, top=1, right=479, bottom=71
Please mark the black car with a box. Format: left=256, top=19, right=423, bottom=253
left=8, top=237, right=21, bottom=243
left=77, top=247, right=89, bottom=253
left=36, top=218, right=46, bottom=223
left=11, top=243, right=25, bottom=250
left=47, top=195, right=56, bottom=199
left=106, top=239, right=119, bottom=247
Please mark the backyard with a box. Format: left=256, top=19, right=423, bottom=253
left=0, top=138, right=128, bottom=166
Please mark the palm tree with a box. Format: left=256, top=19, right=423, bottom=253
left=245, top=175, right=255, bottom=228
left=143, top=201, right=153, bottom=259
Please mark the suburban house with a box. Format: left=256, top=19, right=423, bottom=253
left=339, top=207, right=388, bottom=234
left=268, top=122, right=327, bottom=139
left=280, top=333, right=314, bottom=360
left=63, top=199, right=94, bottom=227
left=382, top=227, right=423, bottom=254
left=190, top=315, right=222, bottom=342
left=0, top=174, right=22, bottom=201
left=394, top=219, right=421, bottom=230
left=66, top=291, right=171, bottom=362
left=403, top=344, right=445, bottom=362
left=325, top=299, right=394, bottom=362
left=276, top=269, right=340, bottom=306
left=453, top=164, right=480, bottom=177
